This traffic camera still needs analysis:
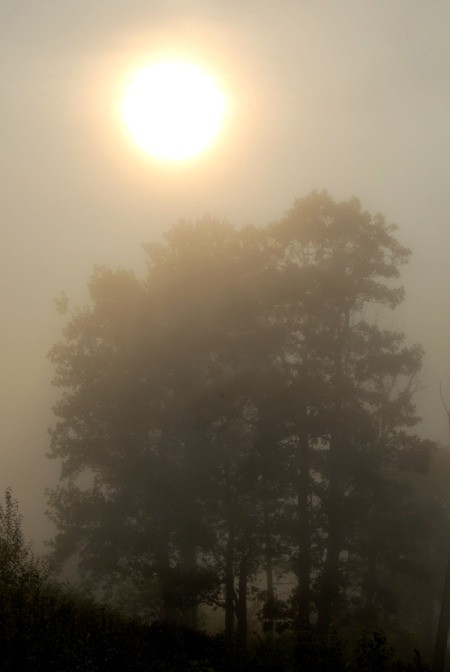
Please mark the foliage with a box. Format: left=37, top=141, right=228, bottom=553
left=46, top=192, right=441, bottom=660
left=0, top=487, right=48, bottom=588
left=0, top=580, right=433, bottom=672
left=0, top=579, right=222, bottom=671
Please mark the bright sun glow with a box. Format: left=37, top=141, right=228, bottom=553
left=121, top=61, right=226, bottom=161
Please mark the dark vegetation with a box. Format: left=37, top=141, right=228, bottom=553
left=3, top=192, right=450, bottom=669
left=0, top=490, right=433, bottom=670
left=0, top=488, right=433, bottom=672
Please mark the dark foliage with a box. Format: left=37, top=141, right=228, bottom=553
left=0, top=580, right=432, bottom=672
left=0, top=579, right=224, bottom=671
left=44, top=192, right=447, bottom=665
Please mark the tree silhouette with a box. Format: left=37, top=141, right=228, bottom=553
left=48, top=194, right=437, bottom=650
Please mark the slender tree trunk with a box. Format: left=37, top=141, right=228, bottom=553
left=316, top=311, right=348, bottom=635
left=265, top=547, right=275, bottom=636
left=433, top=538, right=450, bottom=672
left=316, top=519, right=340, bottom=634
left=361, top=548, right=378, bottom=630
left=225, top=523, right=235, bottom=645
left=295, top=432, right=312, bottom=625
left=157, top=532, right=175, bottom=623
left=236, top=554, right=248, bottom=650
left=262, top=474, right=275, bottom=637
left=432, top=394, right=450, bottom=672
left=181, top=541, right=198, bottom=630
left=316, top=441, right=341, bottom=635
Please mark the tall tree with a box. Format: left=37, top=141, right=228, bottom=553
left=270, top=192, right=434, bottom=633
left=0, top=488, right=43, bottom=587
left=48, top=194, right=437, bottom=649
left=48, top=218, right=271, bottom=627
left=432, top=387, right=450, bottom=672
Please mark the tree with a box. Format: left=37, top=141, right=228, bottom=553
left=48, top=195, right=438, bottom=651
left=48, top=218, right=273, bottom=628
left=432, top=386, right=450, bottom=672
left=268, top=192, right=435, bottom=634
left=0, top=487, right=46, bottom=588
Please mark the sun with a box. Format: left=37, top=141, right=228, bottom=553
left=121, top=60, right=226, bottom=162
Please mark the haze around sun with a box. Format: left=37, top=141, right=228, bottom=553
left=121, top=60, right=226, bottom=162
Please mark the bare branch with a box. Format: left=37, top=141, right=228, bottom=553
left=440, top=382, right=450, bottom=416
left=439, top=382, right=450, bottom=436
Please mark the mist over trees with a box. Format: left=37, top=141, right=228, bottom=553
left=46, top=192, right=448, bottom=663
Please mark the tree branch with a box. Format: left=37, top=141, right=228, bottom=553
left=439, top=382, right=450, bottom=435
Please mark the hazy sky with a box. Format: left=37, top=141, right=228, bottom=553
left=1, top=0, right=450, bottom=547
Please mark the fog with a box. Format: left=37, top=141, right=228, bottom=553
left=1, top=0, right=449, bottom=569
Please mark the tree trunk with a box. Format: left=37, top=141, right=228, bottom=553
left=295, top=432, right=312, bottom=625
left=157, top=533, right=175, bottom=623
left=236, top=554, right=248, bottom=650
left=433, top=397, right=450, bottom=672
left=181, top=541, right=198, bottom=630
left=225, top=523, right=235, bottom=645
left=262, top=475, right=275, bottom=637
left=316, top=447, right=341, bottom=635
left=432, top=536, right=450, bottom=672
left=316, top=310, right=347, bottom=635
left=361, top=548, right=378, bottom=630
left=316, top=521, right=340, bottom=633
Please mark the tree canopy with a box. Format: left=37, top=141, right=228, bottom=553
left=47, top=192, right=440, bottom=653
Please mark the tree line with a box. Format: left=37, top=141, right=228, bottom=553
left=0, top=487, right=242, bottom=671
left=46, top=191, right=449, bottom=662
left=0, top=484, right=433, bottom=670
